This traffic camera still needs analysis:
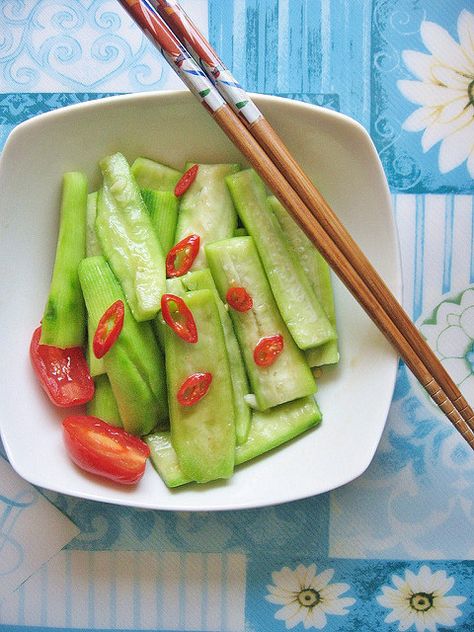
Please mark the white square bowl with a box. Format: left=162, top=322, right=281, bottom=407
left=0, top=91, right=401, bottom=511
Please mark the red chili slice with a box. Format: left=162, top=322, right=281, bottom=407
left=93, top=300, right=125, bottom=359
left=177, top=372, right=213, bottom=406
left=174, top=164, right=199, bottom=197
left=62, top=415, right=150, bottom=485
left=253, top=334, right=284, bottom=367
left=226, top=286, right=253, bottom=312
left=166, top=234, right=200, bottom=277
left=30, top=326, right=94, bottom=407
left=161, top=293, right=198, bottom=343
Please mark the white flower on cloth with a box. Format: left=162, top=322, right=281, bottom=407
left=265, top=563, right=355, bottom=629
left=420, top=287, right=474, bottom=405
left=376, top=565, right=466, bottom=632
left=397, top=10, right=474, bottom=177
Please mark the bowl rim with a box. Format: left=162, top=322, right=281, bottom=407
left=2, top=89, right=380, bottom=157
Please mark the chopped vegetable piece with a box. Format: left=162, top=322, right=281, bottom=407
left=161, top=293, right=198, bottom=343
left=181, top=268, right=251, bottom=445
left=86, top=191, right=102, bottom=257
left=106, top=344, right=163, bottom=437
left=96, top=153, right=166, bottom=321
left=141, top=189, right=179, bottom=254
left=146, top=396, right=322, bottom=488
left=62, top=415, right=150, bottom=485
left=85, top=191, right=106, bottom=377
left=226, top=286, right=253, bottom=312
left=268, top=195, right=339, bottom=366
left=87, top=374, right=122, bottom=428
left=166, top=277, right=186, bottom=296
left=174, top=164, right=199, bottom=196
left=131, top=157, right=182, bottom=191
left=206, top=237, right=316, bottom=410
left=166, top=234, right=200, bottom=277
left=177, top=372, right=212, bottom=407
left=253, top=334, right=284, bottom=367
left=93, top=300, right=124, bottom=359
left=30, top=326, right=94, bottom=407
left=165, top=289, right=235, bottom=482
left=145, top=431, right=188, bottom=488
left=174, top=163, right=240, bottom=269
left=153, top=278, right=186, bottom=351
left=79, top=256, right=168, bottom=435
left=40, top=171, right=88, bottom=348
left=225, top=169, right=336, bottom=349
left=235, top=397, right=322, bottom=464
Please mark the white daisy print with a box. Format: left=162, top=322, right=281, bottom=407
left=265, top=563, right=355, bottom=629
left=397, top=10, right=474, bottom=177
left=376, top=565, right=466, bottom=632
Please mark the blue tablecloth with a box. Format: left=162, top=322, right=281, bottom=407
left=1, top=1, right=473, bottom=630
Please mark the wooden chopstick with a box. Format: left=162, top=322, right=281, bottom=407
left=117, top=0, right=474, bottom=448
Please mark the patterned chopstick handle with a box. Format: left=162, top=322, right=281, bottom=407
left=153, top=0, right=262, bottom=124
left=117, top=0, right=224, bottom=112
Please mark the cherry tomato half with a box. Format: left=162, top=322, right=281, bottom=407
left=177, top=372, right=213, bottom=406
left=226, top=286, right=253, bottom=312
left=166, top=234, right=200, bottom=277
left=253, top=334, right=284, bottom=367
left=174, top=164, right=199, bottom=197
left=62, top=415, right=150, bottom=485
left=93, top=300, right=124, bottom=359
left=30, top=326, right=94, bottom=407
left=161, top=293, right=198, bottom=343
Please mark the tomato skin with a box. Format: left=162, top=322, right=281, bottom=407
left=30, top=326, right=94, bottom=407
left=177, top=372, right=213, bottom=406
left=174, top=164, right=199, bottom=197
left=93, top=300, right=124, bottom=359
left=161, top=293, right=198, bottom=343
left=253, top=334, right=284, bottom=367
left=226, top=286, right=253, bottom=312
left=166, top=234, right=200, bottom=277
left=62, top=415, right=150, bottom=485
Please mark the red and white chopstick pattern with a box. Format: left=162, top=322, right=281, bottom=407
left=153, top=0, right=262, bottom=124
left=118, top=0, right=225, bottom=113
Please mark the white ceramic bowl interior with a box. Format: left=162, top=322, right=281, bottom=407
left=0, top=91, right=401, bottom=510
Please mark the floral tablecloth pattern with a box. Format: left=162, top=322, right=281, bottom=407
left=0, top=1, right=473, bottom=631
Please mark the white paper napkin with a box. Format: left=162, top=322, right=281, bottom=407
left=0, top=455, right=80, bottom=604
